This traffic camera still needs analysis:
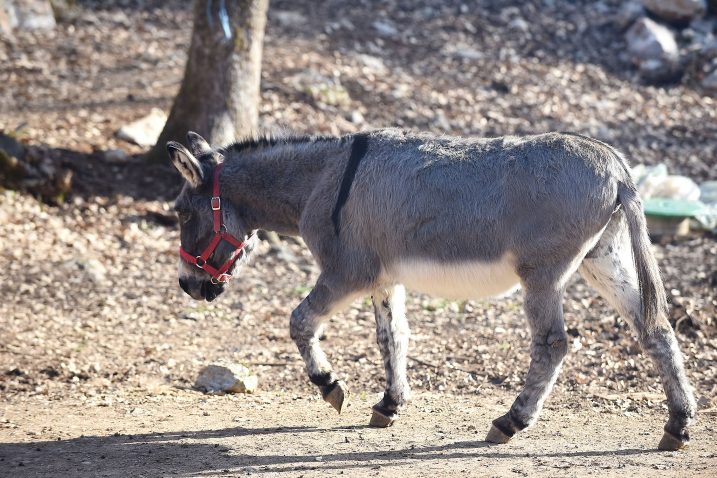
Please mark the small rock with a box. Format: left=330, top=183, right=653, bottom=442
left=697, top=395, right=713, bottom=409
left=288, top=70, right=351, bottom=107
left=641, top=0, right=707, bottom=24
left=688, top=16, right=715, bottom=35
left=702, top=68, right=717, bottom=92
left=103, top=149, right=129, bottom=162
left=1, top=0, right=56, bottom=32
left=63, top=258, right=107, bottom=284
left=508, top=17, right=529, bottom=33
left=450, top=45, right=484, bottom=60
left=700, top=36, right=717, bottom=56
left=627, top=17, right=679, bottom=62
left=615, top=1, right=645, bottom=29
left=372, top=19, right=398, bottom=37
left=0, top=5, right=13, bottom=37
left=271, top=10, right=307, bottom=28
left=355, top=54, right=387, bottom=75
left=349, top=110, right=364, bottom=124
left=195, top=362, right=258, bottom=394
left=626, top=17, right=680, bottom=82
left=116, top=108, right=167, bottom=147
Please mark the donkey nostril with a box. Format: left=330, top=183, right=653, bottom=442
left=179, top=278, right=189, bottom=293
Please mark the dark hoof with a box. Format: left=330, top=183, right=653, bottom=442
left=658, top=431, right=688, bottom=451
left=369, top=408, right=396, bottom=428
left=485, top=424, right=512, bottom=444
left=322, top=380, right=348, bottom=413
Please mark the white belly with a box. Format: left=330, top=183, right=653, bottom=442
left=384, top=255, right=521, bottom=300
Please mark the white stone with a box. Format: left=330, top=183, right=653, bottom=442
left=350, top=110, right=364, bottom=124
left=2, top=0, right=55, bottom=32
left=641, top=0, right=706, bottom=23
left=626, top=17, right=679, bottom=63
left=195, top=362, right=258, bottom=394
left=116, top=108, right=167, bottom=147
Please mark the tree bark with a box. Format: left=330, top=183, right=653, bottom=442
left=148, top=0, right=268, bottom=161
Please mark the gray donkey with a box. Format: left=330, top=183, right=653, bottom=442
left=168, top=129, right=695, bottom=451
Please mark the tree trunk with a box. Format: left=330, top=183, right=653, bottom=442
left=148, top=0, right=268, bottom=161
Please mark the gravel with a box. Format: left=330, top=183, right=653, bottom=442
left=1, top=0, right=716, bottom=419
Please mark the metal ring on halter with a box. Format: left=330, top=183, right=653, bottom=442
left=195, top=256, right=206, bottom=268
left=210, top=276, right=220, bottom=284
left=219, top=224, right=228, bottom=234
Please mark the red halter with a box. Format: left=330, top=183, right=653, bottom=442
left=178, top=164, right=252, bottom=284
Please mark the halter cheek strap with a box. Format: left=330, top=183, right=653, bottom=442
left=178, top=163, right=252, bottom=284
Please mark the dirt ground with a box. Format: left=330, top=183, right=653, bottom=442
left=1, top=0, right=717, bottom=476
left=2, top=391, right=717, bottom=477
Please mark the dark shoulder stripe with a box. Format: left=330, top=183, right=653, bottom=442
left=331, top=133, right=369, bottom=235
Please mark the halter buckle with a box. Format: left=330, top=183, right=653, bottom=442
left=210, top=273, right=232, bottom=284
left=211, top=197, right=221, bottom=210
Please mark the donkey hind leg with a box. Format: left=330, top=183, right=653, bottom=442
left=369, top=284, right=411, bottom=428
left=290, top=276, right=355, bottom=413
left=578, top=218, right=696, bottom=450
left=487, top=283, right=569, bottom=444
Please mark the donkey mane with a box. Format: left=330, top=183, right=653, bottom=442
left=221, top=132, right=342, bottom=155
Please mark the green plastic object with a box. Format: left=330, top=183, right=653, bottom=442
left=643, top=198, right=706, bottom=218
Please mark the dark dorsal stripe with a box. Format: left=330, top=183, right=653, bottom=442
left=331, top=133, right=369, bottom=235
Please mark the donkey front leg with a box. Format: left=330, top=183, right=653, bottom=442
left=487, top=284, right=568, bottom=444
left=370, top=285, right=411, bottom=427
left=290, top=276, right=354, bottom=413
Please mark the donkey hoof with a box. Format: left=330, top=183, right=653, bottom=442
left=485, top=424, right=512, bottom=444
left=322, top=380, right=348, bottom=414
left=369, top=408, right=396, bottom=428
left=658, top=431, right=688, bottom=451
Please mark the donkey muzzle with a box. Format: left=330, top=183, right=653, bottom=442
left=200, top=280, right=224, bottom=302
left=179, top=277, right=225, bottom=302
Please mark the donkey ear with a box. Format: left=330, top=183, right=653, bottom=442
left=186, top=131, right=212, bottom=156
left=167, top=141, right=204, bottom=188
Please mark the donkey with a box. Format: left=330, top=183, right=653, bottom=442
left=168, top=129, right=695, bottom=450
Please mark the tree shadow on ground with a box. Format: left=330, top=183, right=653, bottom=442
left=0, top=425, right=661, bottom=478
left=62, top=148, right=181, bottom=202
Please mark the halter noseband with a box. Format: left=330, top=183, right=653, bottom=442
left=178, top=163, right=252, bottom=284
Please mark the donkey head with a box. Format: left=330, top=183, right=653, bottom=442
left=168, top=132, right=256, bottom=302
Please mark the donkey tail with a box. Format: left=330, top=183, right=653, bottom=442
left=616, top=180, right=668, bottom=333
